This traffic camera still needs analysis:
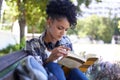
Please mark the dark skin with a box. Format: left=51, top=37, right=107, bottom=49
left=44, top=17, right=70, bottom=62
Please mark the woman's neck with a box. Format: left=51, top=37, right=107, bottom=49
left=44, top=30, right=57, bottom=44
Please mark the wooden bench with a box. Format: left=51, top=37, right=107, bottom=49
left=0, top=50, right=28, bottom=80
left=0, top=49, right=98, bottom=80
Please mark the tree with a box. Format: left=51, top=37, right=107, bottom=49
left=113, top=17, right=120, bottom=35
left=74, top=15, right=114, bottom=43
left=0, top=0, right=3, bottom=19
left=26, top=0, right=48, bottom=35
left=5, top=0, right=48, bottom=45
left=118, top=20, right=120, bottom=34
left=5, top=0, right=101, bottom=45
left=17, top=0, right=26, bottom=44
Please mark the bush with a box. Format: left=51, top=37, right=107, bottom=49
left=0, top=44, right=21, bottom=56
left=0, top=37, right=26, bottom=56
left=86, top=60, right=120, bottom=80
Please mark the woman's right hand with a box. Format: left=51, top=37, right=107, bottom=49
left=46, top=46, right=70, bottom=62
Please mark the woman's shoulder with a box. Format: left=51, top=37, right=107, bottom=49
left=60, top=35, right=72, bottom=45
left=62, top=35, right=71, bottom=42
left=25, top=38, right=41, bottom=50
left=27, top=38, right=40, bottom=45
left=61, top=35, right=73, bottom=50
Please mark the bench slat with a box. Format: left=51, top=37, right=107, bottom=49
left=0, top=70, right=15, bottom=80
left=0, top=50, right=28, bottom=72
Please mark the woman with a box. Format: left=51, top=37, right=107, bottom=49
left=26, top=0, right=88, bottom=80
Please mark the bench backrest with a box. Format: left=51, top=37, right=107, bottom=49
left=0, top=50, right=28, bottom=80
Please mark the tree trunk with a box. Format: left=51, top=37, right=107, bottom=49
left=17, top=0, right=26, bottom=43
left=32, top=26, right=35, bottom=38
left=0, top=0, right=3, bottom=19
left=18, top=17, right=26, bottom=43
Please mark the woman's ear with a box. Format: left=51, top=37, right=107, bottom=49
left=47, top=17, right=51, bottom=26
left=46, top=18, right=51, bottom=28
left=47, top=19, right=50, bottom=25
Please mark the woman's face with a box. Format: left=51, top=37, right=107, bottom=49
left=47, top=17, right=70, bottom=41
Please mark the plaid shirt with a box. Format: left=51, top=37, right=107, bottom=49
left=25, top=31, right=73, bottom=64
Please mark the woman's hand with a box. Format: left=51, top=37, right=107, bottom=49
left=46, top=46, right=70, bottom=62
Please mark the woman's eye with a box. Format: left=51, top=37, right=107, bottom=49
left=57, top=26, right=63, bottom=30
left=57, top=26, right=69, bottom=31
left=65, top=28, right=68, bottom=31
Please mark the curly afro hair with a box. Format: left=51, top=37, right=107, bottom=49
left=46, top=0, right=77, bottom=28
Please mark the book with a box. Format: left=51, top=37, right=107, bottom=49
left=58, top=52, right=98, bottom=72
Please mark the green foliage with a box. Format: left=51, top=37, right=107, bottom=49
left=20, top=37, right=26, bottom=49
left=0, top=25, right=11, bottom=30
left=114, top=18, right=120, bottom=35
left=26, top=0, right=48, bottom=33
left=4, top=0, right=101, bottom=34
left=0, top=44, right=20, bottom=56
left=5, top=0, right=19, bottom=23
left=3, top=0, right=102, bottom=44
left=73, top=15, right=114, bottom=43
left=118, top=21, right=120, bottom=32
left=0, top=37, right=26, bottom=56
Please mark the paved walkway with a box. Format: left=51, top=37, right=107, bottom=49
left=73, top=43, right=120, bottom=62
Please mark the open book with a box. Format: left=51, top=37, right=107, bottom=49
left=58, top=52, right=98, bottom=72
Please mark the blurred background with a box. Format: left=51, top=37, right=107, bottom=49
left=0, top=0, right=120, bottom=79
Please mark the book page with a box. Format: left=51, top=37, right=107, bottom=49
left=67, top=52, right=86, bottom=62
left=58, top=52, right=86, bottom=68
left=58, top=57, right=83, bottom=68
left=58, top=51, right=98, bottom=69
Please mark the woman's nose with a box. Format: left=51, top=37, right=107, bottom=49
left=61, top=29, right=66, bottom=35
